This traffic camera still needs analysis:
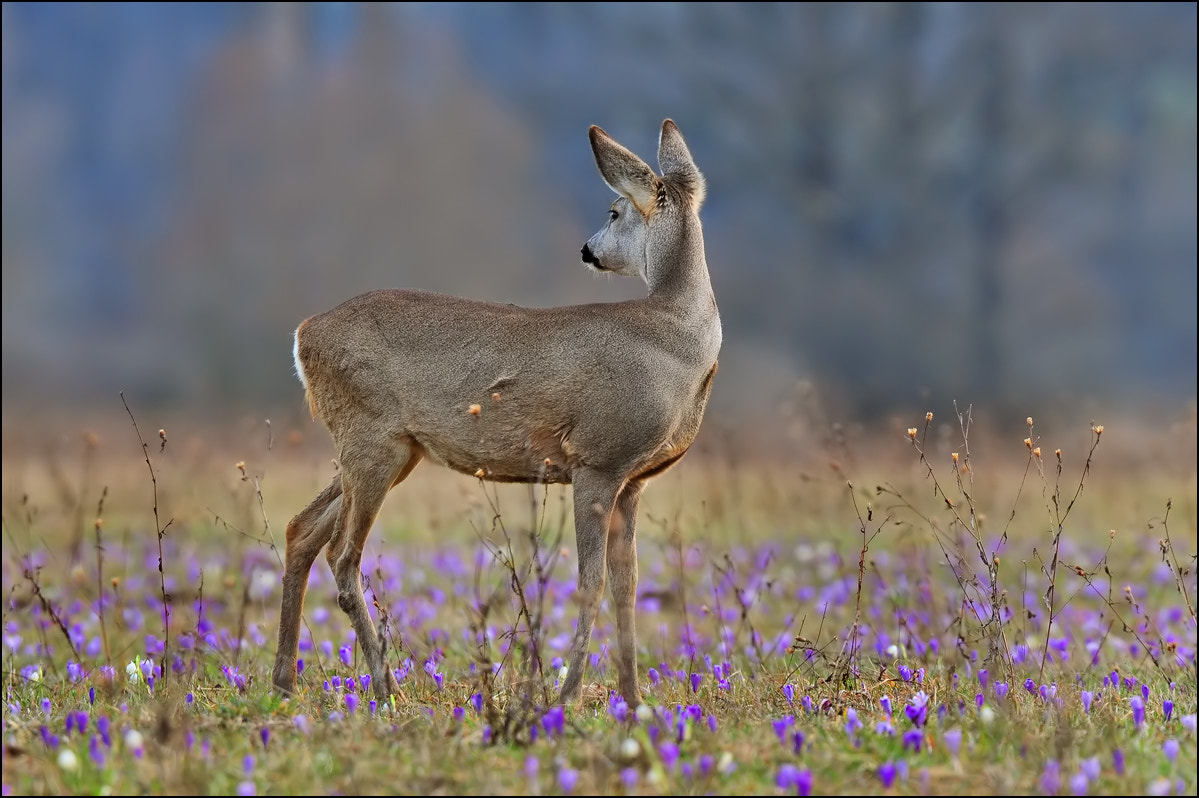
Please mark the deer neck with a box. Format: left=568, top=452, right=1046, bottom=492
left=645, top=222, right=715, bottom=312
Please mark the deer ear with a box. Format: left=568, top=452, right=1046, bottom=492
left=590, top=125, right=660, bottom=216
left=657, top=119, right=706, bottom=208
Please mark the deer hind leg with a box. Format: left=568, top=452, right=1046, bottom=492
left=327, top=437, right=424, bottom=703
left=272, top=475, right=344, bottom=695
left=557, top=468, right=624, bottom=706
left=606, top=478, right=645, bottom=708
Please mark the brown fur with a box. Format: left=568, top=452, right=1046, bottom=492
left=271, top=120, right=721, bottom=709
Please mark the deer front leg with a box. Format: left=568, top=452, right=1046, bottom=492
left=272, top=477, right=343, bottom=696
left=557, top=468, right=623, bottom=706
left=606, top=479, right=644, bottom=708
left=326, top=480, right=400, bottom=704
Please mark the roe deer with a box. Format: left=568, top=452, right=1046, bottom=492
left=271, top=119, right=721, bottom=708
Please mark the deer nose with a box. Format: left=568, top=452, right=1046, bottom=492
left=580, top=244, right=596, bottom=265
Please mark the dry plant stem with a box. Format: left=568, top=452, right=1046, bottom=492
left=1157, top=500, right=1197, bottom=622
left=122, top=393, right=174, bottom=683
left=1073, top=563, right=1167, bottom=677
left=1035, top=423, right=1102, bottom=683
left=93, top=487, right=113, bottom=670
left=67, top=433, right=97, bottom=564
left=674, top=518, right=697, bottom=672
left=23, top=566, right=80, bottom=667
left=709, top=552, right=767, bottom=670
left=3, top=496, right=77, bottom=672
left=843, top=481, right=885, bottom=687
left=888, top=408, right=1014, bottom=677
left=474, top=478, right=551, bottom=711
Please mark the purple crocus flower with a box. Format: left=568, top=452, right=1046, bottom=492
left=1130, top=697, right=1145, bottom=730
left=777, top=765, right=813, bottom=796
left=902, top=729, right=922, bottom=752
left=1081, top=690, right=1094, bottom=714
left=542, top=706, right=565, bottom=739
left=844, top=708, right=862, bottom=737
left=792, top=730, right=805, bottom=754
left=344, top=693, right=359, bottom=714
left=1112, top=749, right=1125, bottom=776
left=978, top=669, right=989, bottom=691
left=1069, top=771, right=1089, bottom=795
left=879, top=762, right=897, bottom=789
left=776, top=764, right=801, bottom=791
left=1040, top=760, right=1061, bottom=795
left=1079, top=757, right=1100, bottom=781
left=1025, top=678, right=1037, bottom=696
left=904, top=692, right=929, bottom=727
left=97, top=716, right=111, bottom=747
left=943, top=727, right=962, bottom=756
left=690, top=672, right=702, bottom=693
left=260, top=726, right=269, bottom=750
left=557, top=766, right=578, bottom=794
left=89, top=734, right=105, bottom=769
left=783, top=683, right=795, bottom=705
left=647, top=667, right=660, bottom=685
left=659, top=740, right=680, bottom=771
left=1163, top=739, right=1180, bottom=762
left=773, top=716, right=792, bottom=742
left=1163, top=700, right=1173, bottom=721
left=994, top=682, right=1009, bottom=699
left=880, top=695, right=892, bottom=718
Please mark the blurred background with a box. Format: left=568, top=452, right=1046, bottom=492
left=2, top=2, right=1196, bottom=442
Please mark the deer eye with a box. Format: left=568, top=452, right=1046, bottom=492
left=608, top=208, right=619, bottom=221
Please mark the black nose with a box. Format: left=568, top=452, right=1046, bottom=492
left=580, top=244, right=597, bottom=266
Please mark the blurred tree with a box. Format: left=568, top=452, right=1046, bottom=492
left=150, top=2, right=602, bottom=406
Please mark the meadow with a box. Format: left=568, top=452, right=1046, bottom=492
left=1, top=401, right=1195, bottom=795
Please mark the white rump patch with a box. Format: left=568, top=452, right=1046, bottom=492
left=292, top=325, right=309, bottom=391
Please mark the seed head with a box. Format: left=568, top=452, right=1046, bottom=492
left=1024, top=438, right=1032, bottom=449
left=474, top=468, right=485, bottom=478
left=951, top=452, right=959, bottom=463
left=925, top=411, right=933, bottom=423
left=1033, top=447, right=1042, bottom=458
left=468, top=404, right=482, bottom=416
left=1026, top=417, right=1034, bottom=428
left=907, top=428, right=918, bottom=439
